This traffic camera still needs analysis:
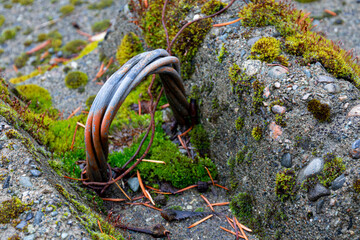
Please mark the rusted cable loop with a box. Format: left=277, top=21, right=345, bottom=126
left=85, top=49, right=190, bottom=183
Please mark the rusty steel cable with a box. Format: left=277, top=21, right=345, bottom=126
left=85, top=49, right=190, bottom=183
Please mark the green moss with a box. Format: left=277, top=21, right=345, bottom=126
left=230, top=192, right=254, bottom=221
left=217, top=43, right=227, bottom=63
left=275, top=168, right=296, bottom=202
left=45, top=114, right=87, bottom=153
left=307, top=99, right=331, bottom=122
left=2, top=28, right=17, bottom=40
left=235, top=116, right=244, bottom=131
left=85, top=95, right=96, bottom=109
left=14, top=53, right=29, bottom=69
left=353, top=178, right=360, bottom=194
left=60, top=4, right=75, bottom=17
left=64, top=71, right=88, bottom=89
left=12, top=0, right=34, bottom=5
left=251, top=126, right=262, bottom=141
left=301, top=176, right=318, bottom=192
left=16, top=84, right=53, bottom=113
left=108, top=125, right=217, bottom=189
left=3, top=4, right=12, bottom=8
left=251, top=79, right=265, bottom=114
left=91, top=19, right=111, bottom=33
left=61, top=39, right=87, bottom=56
left=251, top=37, right=281, bottom=63
left=116, top=32, right=143, bottom=66
left=88, top=0, right=113, bottom=9
left=70, top=0, right=83, bottom=5
left=0, top=49, right=4, bottom=55
left=23, top=40, right=32, bottom=46
left=229, top=63, right=252, bottom=96
left=274, top=114, right=287, bottom=127
left=0, top=198, right=30, bottom=224
left=0, top=15, right=5, bottom=27
left=189, top=124, right=210, bottom=153
left=22, top=27, right=33, bottom=35
left=318, top=154, right=345, bottom=187
left=201, top=0, right=227, bottom=15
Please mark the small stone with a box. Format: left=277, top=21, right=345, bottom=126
left=241, top=60, right=262, bottom=76
left=274, top=82, right=281, bottom=88
left=162, top=108, right=173, bottom=122
left=247, top=36, right=261, bottom=46
left=269, top=122, right=282, bottom=140
left=316, top=199, right=325, bottom=214
left=302, top=93, right=311, bottom=100
left=280, top=153, right=292, bottom=168
left=308, top=183, right=330, bottom=201
left=19, top=176, right=33, bottom=188
left=268, top=66, right=288, bottom=79
left=263, top=86, right=270, bottom=99
left=240, top=49, right=247, bottom=58
left=24, top=158, right=31, bottom=165
left=331, top=174, right=345, bottom=190
left=34, top=211, right=44, bottom=225
left=298, top=158, right=324, bottom=183
left=272, top=105, right=286, bottom=115
left=16, top=220, right=27, bottom=230
left=329, top=198, right=336, bottom=206
left=51, top=211, right=58, bottom=217
left=30, top=169, right=42, bottom=177
left=23, top=235, right=35, bottom=240
left=61, top=232, right=69, bottom=239
left=347, top=104, right=360, bottom=117
left=317, top=75, right=335, bottom=83
left=303, top=68, right=311, bottom=78
left=338, top=96, right=348, bottom=102
left=27, top=224, right=35, bottom=234
left=352, top=139, right=360, bottom=149
left=57, top=51, right=63, bottom=57
left=333, top=18, right=344, bottom=25
left=292, top=85, right=298, bottom=90
left=324, top=83, right=339, bottom=93
left=45, top=206, right=53, bottom=213
left=3, top=175, right=10, bottom=189
left=26, top=212, right=34, bottom=221
left=154, top=195, right=167, bottom=206
left=127, top=177, right=139, bottom=192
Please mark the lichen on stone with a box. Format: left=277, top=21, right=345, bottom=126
left=116, top=32, right=143, bottom=66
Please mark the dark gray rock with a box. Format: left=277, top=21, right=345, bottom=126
left=316, top=199, right=325, bottom=214
left=331, top=174, right=346, bottom=190
left=308, top=183, right=331, bottom=201
left=3, top=175, right=10, bottom=189
left=281, top=153, right=292, bottom=168
left=26, top=212, right=34, bottom=221
left=268, top=66, right=288, bottom=79
left=352, top=139, right=360, bottom=149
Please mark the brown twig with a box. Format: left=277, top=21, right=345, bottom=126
left=188, top=215, right=213, bottom=229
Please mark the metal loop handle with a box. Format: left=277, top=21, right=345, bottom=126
left=85, top=49, right=190, bottom=182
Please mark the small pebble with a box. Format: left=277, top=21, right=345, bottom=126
left=19, top=176, right=33, bottom=188
left=30, top=169, right=42, bottom=177
left=308, top=183, right=330, bottom=201
left=16, top=220, right=27, bottom=230
left=317, top=75, right=335, bottom=83
left=34, top=211, right=44, bottom=225
left=274, top=82, right=281, bottom=88
left=26, top=212, right=34, bottom=221
left=280, top=153, right=292, bottom=168
left=272, top=105, right=286, bottom=115
left=127, top=177, right=140, bottom=192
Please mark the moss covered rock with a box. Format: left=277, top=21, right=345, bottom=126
left=64, top=71, right=88, bottom=89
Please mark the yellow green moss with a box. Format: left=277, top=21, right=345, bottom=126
left=318, top=153, right=345, bottom=187
left=0, top=15, right=5, bottom=27
left=230, top=192, right=254, bottom=221
left=354, top=178, right=360, bottom=194
left=2, top=28, right=17, bottom=40
left=88, top=0, right=113, bottom=10
left=91, top=19, right=111, bottom=33
left=201, top=0, right=227, bottom=15
left=16, top=84, right=53, bottom=113
left=235, top=116, right=244, bottom=130
left=295, top=0, right=318, bottom=2
left=251, top=126, right=262, bottom=141
left=251, top=37, right=281, bottom=63
left=12, top=0, right=34, bottom=5
left=64, top=71, right=88, bottom=89
left=0, top=197, right=30, bottom=224
left=85, top=95, right=96, bottom=109
left=189, top=124, right=210, bottom=154
left=116, top=32, right=143, bottom=66
left=70, top=0, right=83, bottom=5
left=60, top=4, right=75, bottom=17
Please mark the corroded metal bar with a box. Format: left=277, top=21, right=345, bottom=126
left=85, top=49, right=190, bottom=183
